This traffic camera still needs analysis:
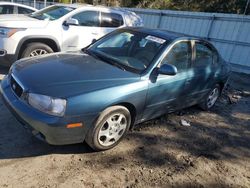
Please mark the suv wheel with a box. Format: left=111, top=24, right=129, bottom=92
left=21, top=42, right=53, bottom=58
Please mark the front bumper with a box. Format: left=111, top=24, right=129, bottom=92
left=0, top=37, right=18, bottom=66
left=0, top=76, right=97, bottom=145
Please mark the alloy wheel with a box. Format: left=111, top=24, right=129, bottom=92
left=29, top=49, right=48, bottom=57
left=207, top=88, right=219, bottom=108
left=98, top=113, right=128, bottom=147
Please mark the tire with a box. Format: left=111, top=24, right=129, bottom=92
left=199, top=84, right=221, bottom=110
left=85, top=106, right=131, bottom=151
left=21, top=42, right=54, bottom=58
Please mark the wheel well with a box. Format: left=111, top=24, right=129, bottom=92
left=116, top=102, right=136, bottom=130
left=18, top=38, right=60, bottom=59
left=217, top=82, right=225, bottom=93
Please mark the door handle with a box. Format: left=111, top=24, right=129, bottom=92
left=92, top=32, right=98, bottom=35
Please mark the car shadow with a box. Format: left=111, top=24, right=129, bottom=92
left=0, top=129, right=94, bottom=159
left=0, top=66, right=9, bottom=75
left=0, top=108, right=94, bottom=159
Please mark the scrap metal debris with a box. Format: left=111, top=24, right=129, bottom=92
left=180, top=119, right=191, bottom=127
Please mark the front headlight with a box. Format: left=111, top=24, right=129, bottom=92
left=28, top=93, right=66, bottom=117
left=0, top=27, right=26, bottom=38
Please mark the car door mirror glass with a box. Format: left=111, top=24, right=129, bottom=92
left=158, top=64, right=177, bottom=76
left=64, top=18, right=79, bottom=26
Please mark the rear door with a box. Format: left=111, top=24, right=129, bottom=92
left=143, top=40, right=192, bottom=120
left=184, top=40, right=219, bottom=105
left=100, top=11, right=124, bottom=35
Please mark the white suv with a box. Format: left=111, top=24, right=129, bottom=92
left=0, top=4, right=143, bottom=66
left=0, top=2, right=37, bottom=15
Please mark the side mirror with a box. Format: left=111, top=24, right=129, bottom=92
left=63, top=18, right=79, bottom=26
left=91, top=39, right=97, bottom=44
left=158, top=64, right=177, bottom=76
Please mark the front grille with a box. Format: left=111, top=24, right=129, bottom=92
left=10, top=75, right=23, bottom=98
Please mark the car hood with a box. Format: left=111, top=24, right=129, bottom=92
left=0, top=14, right=49, bottom=28
left=11, top=52, right=141, bottom=98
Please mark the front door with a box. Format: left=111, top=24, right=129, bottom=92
left=143, top=41, right=192, bottom=121
left=62, top=10, right=101, bottom=51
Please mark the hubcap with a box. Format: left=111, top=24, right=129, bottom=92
left=29, top=49, right=48, bottom=57
left=207, top=88, right=219, bottom=108
left=98, top=113, right=127, bottom=147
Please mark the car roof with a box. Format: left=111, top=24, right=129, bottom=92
left=53, top=3, right=137, bottom=16
left=126, top=27, right=210, bottom=42
left=0, top=2, right=37, bottom=10
left=125, top=27, right=185, bottom=41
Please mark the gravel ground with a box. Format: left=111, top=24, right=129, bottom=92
left=0, top=69, right=249, bottom=188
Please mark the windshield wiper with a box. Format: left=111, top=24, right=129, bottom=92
left=82, top=48, right=100, bottom=60
left=106, top=60, right=126, bottom=71
left=85, top=49, right=125, bottom=71
left=29, top=14, right=43, bottom=20
left=96, top=53, right=126, bottom=71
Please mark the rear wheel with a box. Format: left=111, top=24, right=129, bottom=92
left=199, top=85, right=220, bottom=110
left=21, top=42, right=53, bottom=58
left=85, top=106, right=131, bottom=151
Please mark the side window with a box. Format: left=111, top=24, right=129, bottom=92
left=0, top=5, right=14, bottom=14
left=18, top=7, right=34, bottom=14
left=72, top=11, right=99, bottom=27
left=162, top=41, right=191, bottom=72
left=195, top=42, right=213, bottom=67
left=101, top=12, right=124, bottom=27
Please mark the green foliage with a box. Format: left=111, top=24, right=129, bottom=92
left=131, top=0, right=248, bottom=14
left=59, top=0, right=71, bottom=3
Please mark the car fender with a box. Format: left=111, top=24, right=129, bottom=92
left=66, top=80, right=149, bottom=122
left=16, top=35, right=61, bottom=58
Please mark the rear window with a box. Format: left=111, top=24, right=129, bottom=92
left=195, top=42, right=213, bottom=67
left=18, top=6, right=34, bottom=14
left=101, top=12, right=124, bottom=27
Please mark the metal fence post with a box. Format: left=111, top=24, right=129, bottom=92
left=244, top=0, right=250, bottom=15
left=157, top=12, right=163, bottom=28
left=206, top=15, right=215, bottom=39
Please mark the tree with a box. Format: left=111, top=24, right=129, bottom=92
left=57, top=0, right=249, bottom=14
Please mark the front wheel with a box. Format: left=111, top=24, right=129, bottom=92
left=199, top=85, right=220, bottom=110
left=85, top=106, right=131, bottom=151
left=21, top=42, right=54, bottom=58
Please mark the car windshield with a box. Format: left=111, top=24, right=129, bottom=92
left=29, top=5, right=75, bottom=20
left=87, top=30, right=168, bottom=74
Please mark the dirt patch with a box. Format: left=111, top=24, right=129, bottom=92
left=0, top=72, right=249, bottom=188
